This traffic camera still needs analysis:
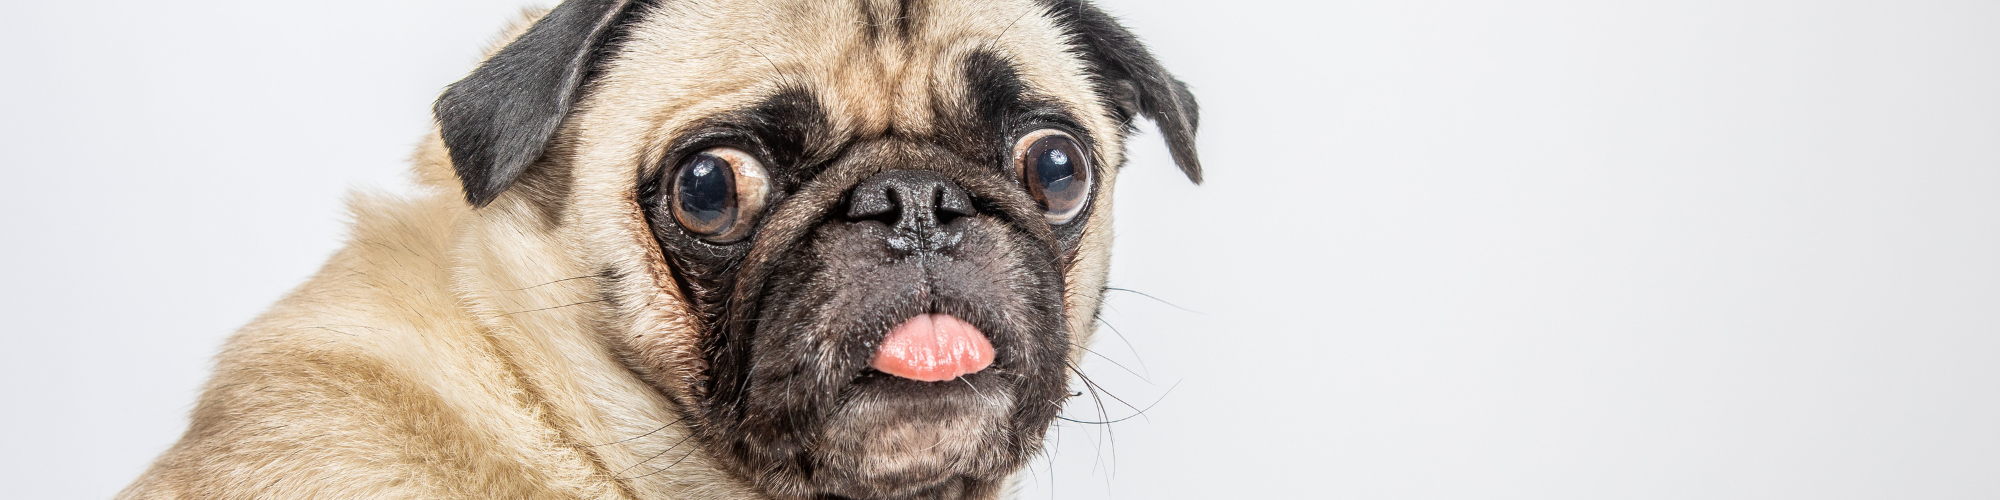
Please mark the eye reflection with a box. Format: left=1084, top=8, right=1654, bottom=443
left=1038, top=148, right=1074, bottom=194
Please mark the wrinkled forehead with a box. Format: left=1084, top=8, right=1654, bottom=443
left=590, top=0, right=1110, bottom=144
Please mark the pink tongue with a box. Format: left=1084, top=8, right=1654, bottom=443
left=871, top=313, right=995, bottom=382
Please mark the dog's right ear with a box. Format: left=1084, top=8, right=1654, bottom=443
left=434, top=0, right=644, bottom=207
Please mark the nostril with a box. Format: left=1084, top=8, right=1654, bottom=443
left=935, top=183, right=973, bottom=226
left=845, top=181, right=899, bottom=223
left=845, top=169, right=977, bottom=232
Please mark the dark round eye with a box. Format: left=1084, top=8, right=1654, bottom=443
left=669, top=147, right=770, bottom=241
left=1013, top=129, right=1092, bottom=224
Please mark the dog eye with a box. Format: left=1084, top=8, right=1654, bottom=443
left=1013, top=129, right=1092, bottom=224
left=670, top=147, right=770, bottom=241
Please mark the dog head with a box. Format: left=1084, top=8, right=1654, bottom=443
left=431, top=1, right=1198, bottom=498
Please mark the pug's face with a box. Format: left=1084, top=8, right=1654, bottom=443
left=435, top=1, right=1198, bottom=498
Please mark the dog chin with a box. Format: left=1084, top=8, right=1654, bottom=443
left=809, top=374, right=1020, bottom=498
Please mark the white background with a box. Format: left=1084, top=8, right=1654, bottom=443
left=3, top=1, right=1996, bottom=498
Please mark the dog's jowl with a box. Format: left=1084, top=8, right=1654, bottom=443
left=122, top=1, right=1199, bottom=499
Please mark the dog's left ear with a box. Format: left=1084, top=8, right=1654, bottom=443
left=1040, top=0, right=1203, bottom=183
left=434, top=0, right=645, bottom=207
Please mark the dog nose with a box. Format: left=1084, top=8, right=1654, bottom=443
left=846, top=170, right=975, bottom=249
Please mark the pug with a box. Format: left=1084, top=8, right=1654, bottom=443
left=119, top=0, right=1199, bottom=499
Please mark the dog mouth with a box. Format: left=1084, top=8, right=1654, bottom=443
left=869, top=313, right=996, bottom=382
left=732, top=291, right=1049, bottom=499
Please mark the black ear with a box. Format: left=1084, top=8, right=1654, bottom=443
left=434, top=0, right=646, bottom=207
left=1037, top=0, right=1203, bottom=183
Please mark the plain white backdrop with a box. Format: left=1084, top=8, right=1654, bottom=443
left=3, top=0, right=1996, bottom=498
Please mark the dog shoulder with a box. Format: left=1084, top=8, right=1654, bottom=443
left=120, top=193, right=620, bottom=500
